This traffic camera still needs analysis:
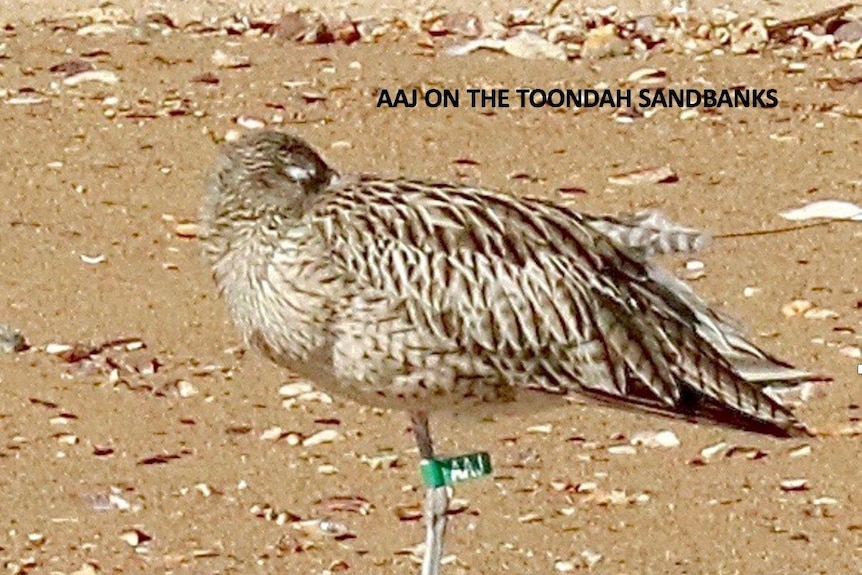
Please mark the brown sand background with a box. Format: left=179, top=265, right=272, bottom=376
left=0, top=1, right=860, bottom=574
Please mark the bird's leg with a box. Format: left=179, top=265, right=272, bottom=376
left=411, top=411, right=450, bottom=575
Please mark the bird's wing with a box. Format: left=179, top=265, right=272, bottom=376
left=311, top=177, right=806, bottom=436
left=584, top=210, right=825, bottom=387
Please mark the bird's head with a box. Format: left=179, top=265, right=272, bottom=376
left=209, top=130, right=338, bottom=220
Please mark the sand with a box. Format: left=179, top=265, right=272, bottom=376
left=0, top=2, right=859, bottom=574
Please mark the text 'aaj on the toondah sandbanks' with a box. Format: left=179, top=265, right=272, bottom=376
left=376, top=87, right=779, bottom=109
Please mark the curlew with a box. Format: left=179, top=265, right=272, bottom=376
left=200, top=130, right=819, bottom=574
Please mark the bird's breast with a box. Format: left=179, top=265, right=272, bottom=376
left=212, top=225, right=338, bottom=374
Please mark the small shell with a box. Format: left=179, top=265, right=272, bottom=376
left=631, top=429, right=680, bottom=448
left=63, top=70, right=119, bottom=86
left=779, top=478, right=809, bottom=492
left=803, top=308, right=838, bottom=320
left=575, top=481, right=597, bottom=493
left=46, top=343, right=73, bottom=354
left=626, top=67, right=667, bottom=86
left=194, top=483, right=213, bottom=497
left=361, top=453, right=399, bottom=470
left=580, top=549, right=603, bottom=568
left=236, top=115, right=265, bottom=130
left=302, top=429, right=343, bottom=446
left=700, top=441, right=728, bottom=459
left=57, top=433, right=78, bottom=445
left=174, top=223, right=200, bottom=238
left=176, top=380, right=198, bottom=398
left=119, top=528, right=152, bottom=547
left=780, top=200, right=862, bottom=221
left=743, top=286, right=760, bottom=297
left=838, top=346, right=861, bottom=359
left=607, top=444, right=637, bottom=455
left=80, top=254, right=106, bottom=265
left=279, top=382, right=314, bottom=397
left=679, top=109, right=699, bottom=121
left=212, top=50, right=250, bottom=69
left=781, top=299, right=813, bottom=317
left=259, top=426, right=283, bottom=441
left=317, top=464, right=338, bottom=475
left=788, top=445, right=812, bottom=458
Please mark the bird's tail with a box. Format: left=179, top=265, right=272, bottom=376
left=574, top=210, right=829, bottom=436
left=587, top=207, right=830, bottom=390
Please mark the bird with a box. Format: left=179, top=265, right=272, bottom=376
left=200, top=129, right=820, bottom=574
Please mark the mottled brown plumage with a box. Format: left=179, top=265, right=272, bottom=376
left=202, top=130, right=813, bottom=437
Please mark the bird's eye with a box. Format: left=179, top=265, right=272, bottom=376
left=284, top=164, right=314, bottom=182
